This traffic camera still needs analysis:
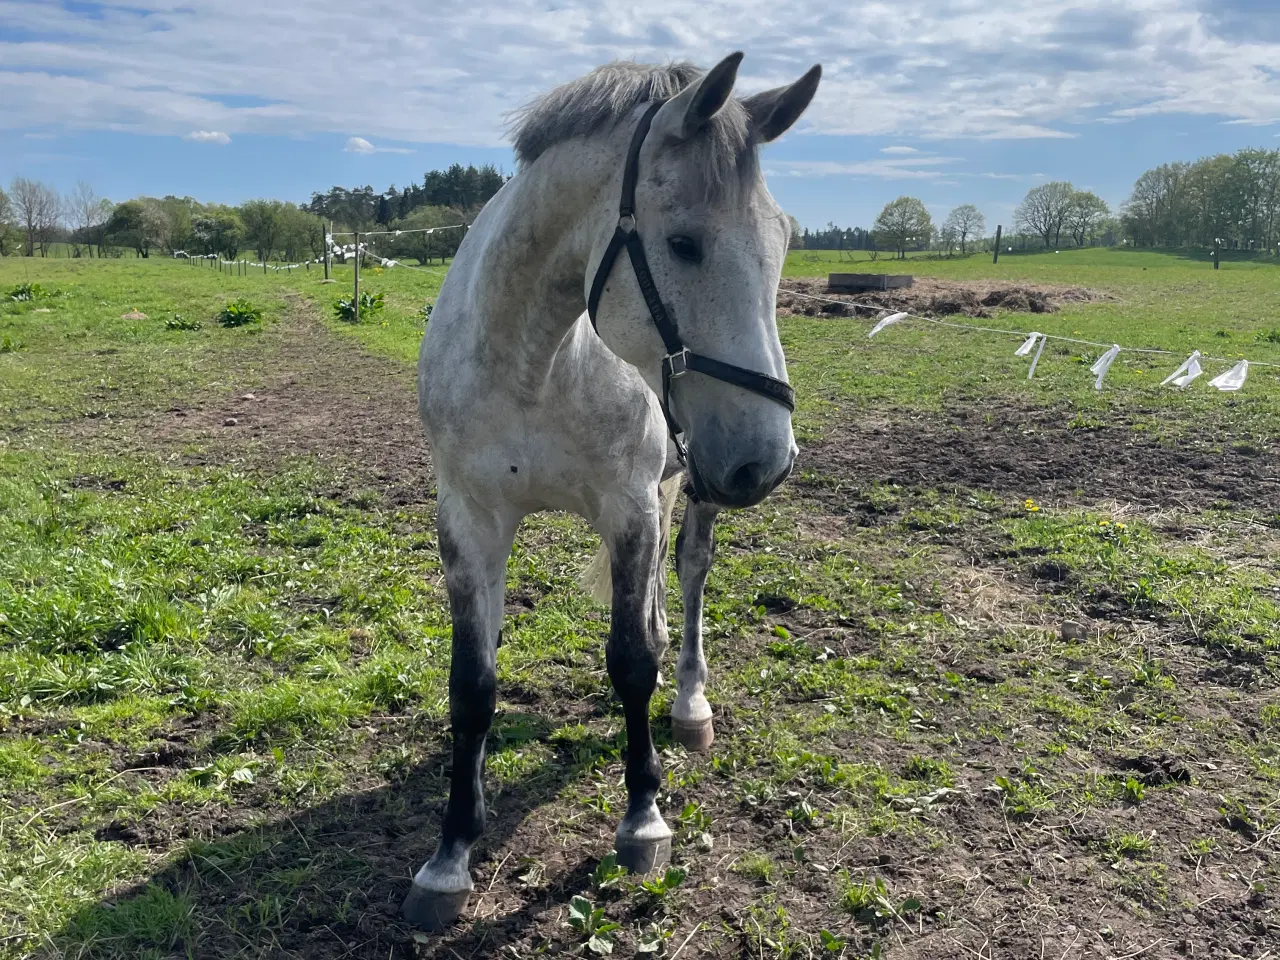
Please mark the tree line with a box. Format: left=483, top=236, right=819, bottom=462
left=306, top=164, right=508, bottom=229
left=0, top=162, right=511, bottom=264
left=1120, top=148, right=1280, bottom=250
left=7, top=148, right=1280, bottom=262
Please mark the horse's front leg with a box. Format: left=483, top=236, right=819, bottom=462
left=403, top=491, right=518, bottom=930
left=606, top=503, right=673, bottom=874
left=671, top=496, right=719, bottom=751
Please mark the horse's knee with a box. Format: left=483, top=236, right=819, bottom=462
left=607, top=637, right=661, bottom=702
left=449, top=662, right=496, bottom=734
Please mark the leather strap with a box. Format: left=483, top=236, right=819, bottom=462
left=586, top=99, right=795, bottom=461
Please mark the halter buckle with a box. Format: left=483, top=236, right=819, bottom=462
left=618, top=213, right=636, bottom=233
left=664, top=348, right=689, bottom=378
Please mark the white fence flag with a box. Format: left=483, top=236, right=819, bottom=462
left=868, top=312, right=909, bottom=338
left=1090, top=344, right=1122, bottom=390
left=1161, top=351, right=1202, bottom=388
left=1208, top=359, right=1249, bottom=392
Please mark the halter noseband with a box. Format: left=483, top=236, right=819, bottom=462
left=586, top=100, right=796, bottom=465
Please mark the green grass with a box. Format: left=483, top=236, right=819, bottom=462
left=1, top=252, right=1278, bottom=958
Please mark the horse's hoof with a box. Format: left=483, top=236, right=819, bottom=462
left=672, top=716, right=714, bottom=752
left=616, top=835, right=672, bottom=875
left=401, top=884, right=470, bottom=931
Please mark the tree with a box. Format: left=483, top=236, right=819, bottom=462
left=0, top=184, right=14, bottom=257
left=192, top=207, right=244, bottom=259
left=1067, top=191, right=1110, bottom=247
left=1015, top=182, right=1076, bottom=249
left=872, top=196, right=933, bottom=259
left=943, top=204, right=985, bottom=255
left=386, top=205, right=466, bottom=264
left=69, top=181, right=111, bottom=257
left=938, top=223, right=958, bottom=255
left=104, top=198, right=171, bottom=257
left=785, top=214, right=803, bottom=249
left=10, top=177, right=61, bottom=256
left=239, top=199, right=284, bottom=261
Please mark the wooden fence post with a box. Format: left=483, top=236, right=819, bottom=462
left=993, top=225, right=1002, bottom=264
left=354, top=231, right=361, bottom=324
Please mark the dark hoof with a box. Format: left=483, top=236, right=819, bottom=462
left=616, top=836, right=672, bottom=875
left=672, top=716, right=714, bottom=752
left=401, top=884, right=470, bottom=931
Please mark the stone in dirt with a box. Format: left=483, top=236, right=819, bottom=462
left=222, top=417, right=238, bottom=427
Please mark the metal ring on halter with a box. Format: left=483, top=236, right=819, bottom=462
left=664, top=348, right=690, bottom=378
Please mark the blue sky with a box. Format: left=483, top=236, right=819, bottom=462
left=4, top=0, right=1280, bottom=231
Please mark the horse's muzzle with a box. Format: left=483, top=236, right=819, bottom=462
left=688, top=447, right=795, bottom=509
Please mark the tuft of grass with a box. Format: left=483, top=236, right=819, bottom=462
left=734, top=852, right=776, bottom=884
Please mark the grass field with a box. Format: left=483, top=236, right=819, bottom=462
left=1, top=250, right=1278, bottom=959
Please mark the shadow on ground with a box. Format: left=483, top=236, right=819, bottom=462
left=53, top=730, right=626, bottom=960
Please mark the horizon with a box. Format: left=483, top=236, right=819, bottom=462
left=5, top=1, right=1280, bottom=231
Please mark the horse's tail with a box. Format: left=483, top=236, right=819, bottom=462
left=580, top=474, right=682, bottom=604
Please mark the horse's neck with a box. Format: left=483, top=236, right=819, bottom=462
left=467, top=138, right=619, bottom=372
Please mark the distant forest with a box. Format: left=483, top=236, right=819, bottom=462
left=800, top=224, right=875, bottom=251
left=305, top=163, right=509, bottom=229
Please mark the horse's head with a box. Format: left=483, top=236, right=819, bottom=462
left=589, top=53, right=820, bottom=509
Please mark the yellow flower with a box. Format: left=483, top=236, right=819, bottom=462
left=1024, top=498, right=1041, bottom=512
left=1098, top=519, right=1110, bottom=526
left=1115, top=522, right=1127, bottom=530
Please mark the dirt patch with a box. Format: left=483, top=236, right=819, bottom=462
left=798, top=401, right=1280, bottom=514
left=777, top=276, right=1113, bottom=319
left=84, top=295, right=434, bottom=506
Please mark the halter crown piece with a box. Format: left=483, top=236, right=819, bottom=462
left=586, top=100, right=796, bottom=464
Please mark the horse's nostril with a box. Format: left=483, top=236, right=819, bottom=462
left=731, top=461, right=765, bottom=494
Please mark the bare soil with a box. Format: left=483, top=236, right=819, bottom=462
left=778, top=276, right=1114, bottom=319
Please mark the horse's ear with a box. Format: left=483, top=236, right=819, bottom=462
left=743, top=64, right=822, bottom=143
left=652, top=52, right=744, bottom=142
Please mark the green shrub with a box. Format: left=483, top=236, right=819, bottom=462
left=333, top=291, right=385, bottom=323
left=217, top=298, right=263, bottom=328
left=6, top=282, right=48, bottom=302
left=166, top=314, right=201, bottom=331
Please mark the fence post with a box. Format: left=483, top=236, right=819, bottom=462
left=354, top=231, right=361, bottom=324
left=993, top=225, right=1002, bottom=264
left=324, top=222, right=331, bottom=280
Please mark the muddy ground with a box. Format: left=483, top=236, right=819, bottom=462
left=777, top=276, right=1114, bottom=319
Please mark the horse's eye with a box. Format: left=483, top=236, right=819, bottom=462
left=667, top=235, right=701, bottom=264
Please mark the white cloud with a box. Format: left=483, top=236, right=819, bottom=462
left=772, top=154, right=960, bottom=181
left=880, top=146, right=919, bottom=155
left=2, top=1, right=1280, bottom=148
left=344, top=136, right=412, bottom=154
left=185, top=130, right=231, bottom=145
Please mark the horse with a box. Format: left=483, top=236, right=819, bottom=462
left=404, top=52, right=821, bottom=930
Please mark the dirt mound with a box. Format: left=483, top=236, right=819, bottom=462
left=777, top=276, right=1113, bottom=319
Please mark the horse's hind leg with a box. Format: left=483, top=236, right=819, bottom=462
left=606, top=506, right=673, bottom=874
left=671, top=497, right=719, bottom=752
left=402, top=492, right=518, bottom=931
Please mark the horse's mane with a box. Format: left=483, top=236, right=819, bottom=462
left=508, top=60, right=757, bottom=197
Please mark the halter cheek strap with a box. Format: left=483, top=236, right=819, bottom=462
left=586, top=100, right=796, bottom=464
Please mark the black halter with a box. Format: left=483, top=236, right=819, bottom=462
left=586, top=100, right=796, bottom=464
